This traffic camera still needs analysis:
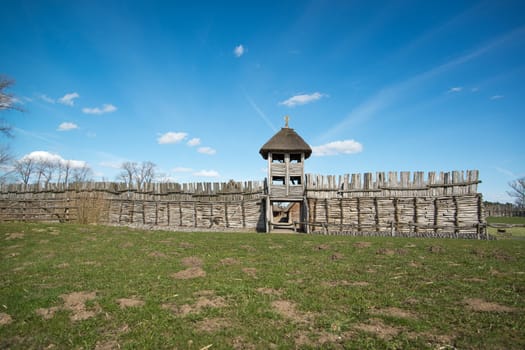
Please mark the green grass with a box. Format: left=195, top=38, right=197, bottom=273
left=487, top=216, right=525, bottom=238
left=1, top=223, right=524, bottom=349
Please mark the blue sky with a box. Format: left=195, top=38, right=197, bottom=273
left=1, top=0, right=524, bottom=202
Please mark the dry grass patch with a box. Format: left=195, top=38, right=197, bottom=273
left=5, top=232, right=24, bottom=240
left=36, top=291, right=99, bottom=322
left=353, top=318, right=403, bottom=340
left=181, top=256, right=203, bottom=267
left=271, top=300, right=314, bottom=325
left=256, top=287, right=282, bottom=296
left=147, top=251, right=167, bottom=258
left=464, top=298, right=518, bottom=312
left=195, top=317, right=230, bottom=333
left=116, top=298, right=145, bottom=309
left=171, top=267, right=206, bottom=280
left=219, top=257, right=239, bottom=265
left=354, top=241, right=372, bottom=248
left=371, top=307, right=417, bottom=319
left=163, top=291, right=227, bottom=316
left=0, top=312, right=13, bottom=325
left=242, top=267, right=257, bottom=277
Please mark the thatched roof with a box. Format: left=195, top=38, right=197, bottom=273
left=259, top=127, right=312, bottom=160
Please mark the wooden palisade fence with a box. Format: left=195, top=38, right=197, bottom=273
left=0, top=170, right=489, bottom=239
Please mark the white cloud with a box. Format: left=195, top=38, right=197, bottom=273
left=312, top=140, right=363, bottom=156
left=193, top=170, right=220, bottom=177
left=82, top=104, right=117, bottom=115
left=100, top=161, right=122, bottom=169
left=58, top=92, right=79, bottom=106
left=279, top=92, right=326, bottom=107
left=187, top=138, right=201, bottom=146
left=21, top=151, right=86, bottom=168
left=197, top=146, right=216, bottom=155
left=447, top=87, right=463, bottom=93
left=57, top=122, right=79, bottom=131
left=39, top=94, right=55, bottom=104
left=490, top=95, right=504, bottom=100
left=234, top=44, right=245, bottom=57
left=173, top=167, right=193, bottom=173
left=158, top=132, right=188, bottom=144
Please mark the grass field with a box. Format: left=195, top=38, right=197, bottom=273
left=487, top=216, right=525, bottom=238
left=1, top=223, right=524, bottom=349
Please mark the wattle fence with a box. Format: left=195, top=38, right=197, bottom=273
left=0, top=170, right=489, bottom=239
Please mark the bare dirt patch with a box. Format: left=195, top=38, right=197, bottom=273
left=116, top=298, right=145, bottom=308
left=181, top=256, right=203, bottom=267
left=315, top=244, right=330, bottom=251
left=56, top=263, right=70, bottom=269
left=148, top=251, right=167, bottom=258
left=176, top=296, right=227, bottom=316
left=376, top=248, right=395, bottom=256
left=428, top=245, right=444, bottom=253
left=271, top=300, right=313, bottom=324
left=256, top=287, right=282, bottom=296
left=240, top=244, right=256, bottom=252
left=171, top=267, right=206, bottom=280
left=242, top=267, right=257, bottom=277
left=94, top=340, right=120, bottom=350
left=5, top=232, right=24, bottom=240
left=36, top=291, right=99, bottom=322
left=354, top=241, right=371, bottom=248
left=322, top=280, right=369, bottom=287
left=178, top=242, right=194, bottom=249
left=195, top=317, right=230, bottom=333
left=0, top=312, right=13, bottom=325
left=353, top=318, right=403, bottom=340
left=371, top=307, right=417, bottom=319
left=61, top=291, right=99, bottom=321
left=464, top=298, right=518, bottom=312
left=219, top=257, right=240, bottom=265
left=120, top=242, right=134, bottom=248
left=231, top=336, right=256, bottom=350
left=331, top=253, right=344, bottom=260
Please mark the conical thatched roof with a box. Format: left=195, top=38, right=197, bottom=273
left=259, top=127, right=312, bottom=160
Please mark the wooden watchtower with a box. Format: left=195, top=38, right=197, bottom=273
left=259, top=117, right=312, bottom=232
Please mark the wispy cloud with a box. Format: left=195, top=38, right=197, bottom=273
left=39, top=94, right=55, bottom=104
left=157, top=132, right=188, bottom=144
left=242, top=90, right=276, bottom=132
left=490, top=95, right=504, bottom=100
left=495, top=167, right=516, bottom=178
left=320, top=26, right=525, bottom=141
left=194, top=169, right=220, bottom=177
left=173, top=167, right=193, bottom=173
left=57, top=122, right=79, bottom=131
left=82, top=104, right=117, bottom=115
left=197, top=146, right=216, bottom=155
left=312, top=140, right=363, bottom=156
left=279, top=92, right=326, bottom=107
left=187, top=138, right=201, bottom=146
left=234, top=44, right=245, bottom=57
left=58, top=92, right=79, bottom=106
left=447, top=86, right=463, bottom=93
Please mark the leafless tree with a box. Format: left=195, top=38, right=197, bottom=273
left=71, top=165, right=92, bottom=183
left=135, top=161, right=156, bottom=190
left=118, top=161, right=156, bottom=189
left=508, top=177, right=525, bottom=208
left=13, top=158, right=34, bottom=185
left=118, top=161, right=137, bottom=187
left=35, top=160, right=56, bottom=186
left=0, top=76, right=22, bottom=136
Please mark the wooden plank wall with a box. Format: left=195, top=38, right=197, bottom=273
left=0, top=170, right=486, bottom=238
left=304, top=170, right=486, bottom=237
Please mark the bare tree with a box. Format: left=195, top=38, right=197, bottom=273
left=135, top=161, right=156, bottom=190
left=508, top=177, right=525, bottom=208
left=118, top=161, right=137, bottom=187
left=71, top=165, right=92, bottom=183
left=0, top=76, right=22, bottom=136
left=35, top=160, right=56, bottom=186
left=13, top=158, right=34, bottom=185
